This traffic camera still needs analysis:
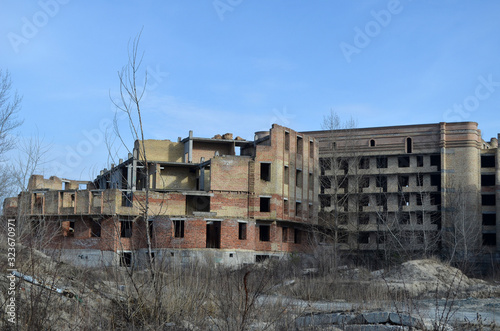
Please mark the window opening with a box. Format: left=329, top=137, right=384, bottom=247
left=406, top=137, right=413, bottom=153
left=260, top=197, right=271, bottom=212
left=398, top=156, right=410, bottom=167
left=120, top=220, right=132, bottom=238
left=481, top=155, right=495, bottom=168
left=238, top=222, right=247, bottom=240
left=173, top=220, right=185, bottom=238
left=296, top=136, right=303, bottom=154
left=282, top=227, right=288, bottom=242
left=259, top=225, right=270, bottom=242
left=260, top=163, right=271, bottom=181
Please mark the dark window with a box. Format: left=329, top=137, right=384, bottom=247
left=309, top=173, right=314, bottom=190
left=416, top=194, right=423, bottom=206
left=320, top=195, right=331, bottom=208
left=260, top=197, right=271, bottom=212
left=399, top=212, right=410, bottom=224
left=430, top=213, right=440, bottom=225
left=481, top=155, right=495, bottom=168
left=406, top=137, right=412, bottom=153
left=285, top=131, right=290, bottom=150
left=320, top=175, right=331, bottom=193
left=122, top=192, right=133, bottom=207
left=238, top=223, right=247, bottom=240
left=370, top=139, right=376, bottom=147
left=376, top=176, right=387, bottom=192
left=284, top=166, right=289, bottom=184
left=338, top=158, right=348, bottom=174
left=399, top=194, right=410, bottom=207
left=398, top=175, right=410, bottom=188
left=338, top=230, right=348, bottom=244
left=416, top=174, right=424, bottom=186
left=309, top=140, right=314, bottom=158
left=359, top=213, right=369, bottom=224
left=120, top=252, right=132, bottom=267
left=284, top=199, right=289, bottom=214
left=376, top=194, right=387, bottom=208
left=430, top=155, right=441, bottom=170
left=483, top=233, right=496, bottom=246
left=416, top=155, right=424, bottom=167
left=259, top=225, right=270, bottom=242
left=256, top=255, right=269, bottom=262
left=297, top=136, right=303, bottom=154
left=398, top=156, right=410, bottom=167
left=430, top=193, right=441, bottom=205
left=430, top=174, right=440, bottom=187
left=359, top=157, right=370, bottom=169
left=296, top=169, right=303, bottom=188
left=376, top=156, right=388, bottom=168
left=68, top=221, right=75, bottom=237
left=120, top=220, right=132, bottom=238
left=358, top=177, right=369, bottom=189
left=91, top=220, right=101, bottom=237
left=320, top=158, right=331, bottom=173
left=173, top=220, right=185, bottom=238
left=282, top=227, right=288, bottom=242
left=482, top=214, right=496, bottom=226
left=296, top=202, right=302, bottom=217
left=415, top=212, right=423, bottom=224
left=481, top=174, right=495, bottom=186
left=338, top=177, right=348, bottom=190
left=482, top=195, right=496, bottom=206
left=359, top=195, right=370, bottom=210
left=260, top=163, right=271, bottom=181
left=294, top=228, right=301, bottom=244
left=358, top=232, right=370, bottom=244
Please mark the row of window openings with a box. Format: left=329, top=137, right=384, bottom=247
left=261, top=163, right=313, bottom=190
left=329, top=212, right=435, bottom=225
left=355, top=232, right=496, bottom=246
left=119, top=220, right=302, bottom=245
left=320, top=155, right=440, bottom=173
left=320, top=174, right=440, bottom=193
left=66, top=211, right=497, bottom=240
left=284, top=133, right=314, bottom=158
left=260, top=197, right=313, bottom=218
left=320, top=193, right=441, bottom=210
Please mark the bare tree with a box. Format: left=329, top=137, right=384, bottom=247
left=317, top=110, right=360, bottom=268
left=443, top=180, right=482, bottom=271
left=0, top=69, right=23, bottom=201
left=11, top=134, right=51, bottom=192
left=110, top=30, right=155, bottom=270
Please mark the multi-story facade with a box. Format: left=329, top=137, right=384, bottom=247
left=3, top=124, right=319, bottom=267
left=304, top=122, right=499, bottom=267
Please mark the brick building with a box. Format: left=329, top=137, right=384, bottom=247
left=3, top=124, right=319, bottom=267
left=303, top=122, right=500, bottom=267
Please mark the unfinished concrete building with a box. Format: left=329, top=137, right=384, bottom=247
left=304, top=122, right=499, bottom=268
left=3, top=124, right=319, bottom=267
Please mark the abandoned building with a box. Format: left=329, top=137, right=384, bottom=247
left=304, top=121, right=500, bottom=267
left=3, top=124, right=320, bottom=267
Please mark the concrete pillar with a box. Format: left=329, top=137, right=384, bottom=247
left=188, top=130, right=193, bottom=163
left=132, top=149, right=137, bottom=192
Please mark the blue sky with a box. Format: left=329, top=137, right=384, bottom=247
left=1, top=0, right=499, bottom=180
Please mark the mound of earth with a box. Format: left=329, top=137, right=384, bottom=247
left=372, top=259, right=500, bottom=299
